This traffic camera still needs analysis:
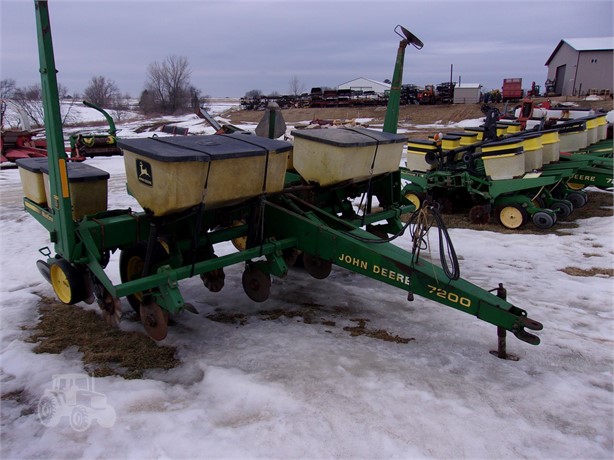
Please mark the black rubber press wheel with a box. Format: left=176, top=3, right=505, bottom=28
left=119, top=241, right=169, bottom=313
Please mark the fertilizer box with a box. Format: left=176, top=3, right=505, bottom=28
left=291, top=127, right=406, bottom=186
left=118, top=134, right=291, bottom=216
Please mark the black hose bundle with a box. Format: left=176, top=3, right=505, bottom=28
left=342, top=201, right=460, bottom=281
left=408, top=203, right=460, bottom=280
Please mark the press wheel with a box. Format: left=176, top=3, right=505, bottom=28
left=242, top=267, right=271, bottom=302
left=532, top=211, right=555, bottom=230
left=468, top=205, right=490, bottom=224
left=565, top=191, right=588, bottom=209
left=49, top=259, right=87, bottom=305
left=303, top=253, right=332, bottom=279
left=551, top=201, right=573, bottom=219
left=93, top=279, right=122, bottom=327
left=140, top=302, right=169, bottom=340
left=496, top=204, right=528, bottom=229
left=119, top=241, right=169, bottom=313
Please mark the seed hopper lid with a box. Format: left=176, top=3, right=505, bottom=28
left=482, top=138, right=524, bottom=156
left=291, top=127, right=407, bottom=148
left=555, top=119, right=587, bottom=134
left=15, top=157, right=49, bottom=173
left=447, top=131, right=478, bottom=138
left=118, top=133, right=292, bottom=163
left=40, top=162, right=110, bottom=182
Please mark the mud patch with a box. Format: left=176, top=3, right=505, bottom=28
left=206, top=310, right=248, bottom=326
left=208, top=304, right=412, bottom=344
left=25, top=296, right=179, bottom=379
left=560, top=267, right=614, bottom=277
left=343, top=318, right=415, bottom=344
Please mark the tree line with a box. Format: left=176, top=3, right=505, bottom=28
left=1, top=54, right=209, bottom=129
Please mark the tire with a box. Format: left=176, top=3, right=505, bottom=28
left=403, top=192, right=422, bottom=211
left=496, top=204, right=528, bottom=229
left=119, top=241, right=169, bottom=313
left=532, top=211, right=555, bottom=229
left=565, top=191, right=588, bottom=209
left=70, top=405, right=91, bottom=432
left=49, top=259, right=87, bottom=305
left=38, top=394, right=61, bottom=427
left=566, top=182, right=585, bottom=191
left=551, top=201, right=573, bottom=219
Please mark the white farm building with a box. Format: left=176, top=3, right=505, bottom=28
left=453, top=83, right=482, bottom=104
left=338, top=77, right=391, bottom=95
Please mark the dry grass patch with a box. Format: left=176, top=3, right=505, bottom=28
left=560, top=267, right=614, bottom=277
left=25, top=296, right=179, bottom=379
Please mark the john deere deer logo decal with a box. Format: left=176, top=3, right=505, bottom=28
left=137, top=159, right=153, bottom=186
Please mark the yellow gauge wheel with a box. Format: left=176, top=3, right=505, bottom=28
left=124, top=254, right=145, bottom=304
left=230, top=220, right=248, bottom=251
left=404, top=192, right=421, bottom=211
left=49, top=259, right=86, bottom=305
left=498, top=205, right=526, bottom=229
left=566, top=182, right=585, bottom=191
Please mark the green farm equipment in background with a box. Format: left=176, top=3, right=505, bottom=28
left=20, top=1, right=542, bottom=359
left=69, top=100, right=122, bottom=160
left=400, top=106, right=612, bottom=230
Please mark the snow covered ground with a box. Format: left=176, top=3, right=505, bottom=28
left=1, top=106, right=613, bottom=459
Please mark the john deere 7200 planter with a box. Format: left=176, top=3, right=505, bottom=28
left=19, top=1, right=542, bottom=358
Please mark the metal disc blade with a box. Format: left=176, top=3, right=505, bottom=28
left=140, top=302, right=169, bottom=340
left=242, top=268, right=271, bottom=303
left=303, top=254, right=332, bottom=280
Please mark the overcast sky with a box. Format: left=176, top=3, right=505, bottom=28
left=1, top=0, right=612, bottom=98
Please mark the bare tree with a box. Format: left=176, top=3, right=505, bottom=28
left=10, top=82, right=74, bottom=128
left=12, top=84, right=45, bottom=126
left=143, top=55, right=194, bottom=114
left=1, top=79, right=17, bottom=126
left=288, top=75, right=305, bottom=97
left=83, top=75, right=121, bottom=108
left=245, top=89, right=263, bottom=99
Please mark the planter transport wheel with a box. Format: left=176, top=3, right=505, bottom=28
left=532, top=211, right=555, bottom=229
left=496, top=204, right=527, bottom=229
left=303, top=253, right=333, bottom=279
left=49, top=259, right=87, bottom=305
left=404, top=192, right=422, bottom=211
left=566, top=182, right=585, bottom=191
left=242, top=266, right=271, bottom=302
left=140, top=302, right=169, bottom=341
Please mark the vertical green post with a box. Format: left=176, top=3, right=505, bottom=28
left=34, top=0, right=76, bottom=259
left=382, top=40, right=408, bottom=134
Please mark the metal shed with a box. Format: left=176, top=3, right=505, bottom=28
left=545, top=37, right=613, bottom=96
left=338, top=77, right=391, bottom=95
left=453, top=83, right=482, bottom=104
